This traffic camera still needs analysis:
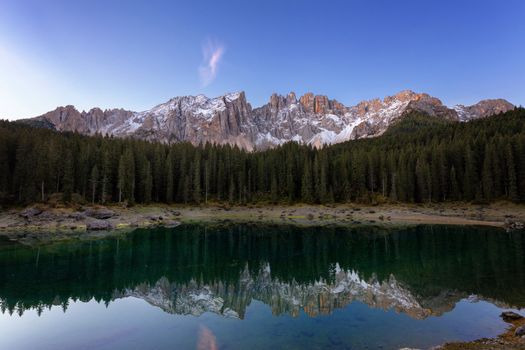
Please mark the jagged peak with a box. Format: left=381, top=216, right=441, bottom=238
left=392, top=89, right=419, bottom=99
left=142, top=91, right=246, bottom=115
left=453, top=98, right=515, bottom=121
left=52, top=105, right=79, bottom=113
left=27, top=89, right=516, bottom=151
left=382, top=90, right=431, bottom=104
left=222, top=90, right=245, bottom=101
left=267, top=91, right=296, bottom=100
left=470, top=98, right=514, bottom=108
left=455, top=98, right=514, bottom=109
left=85, top=107, right=103, bottom=114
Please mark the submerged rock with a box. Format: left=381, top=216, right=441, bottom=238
left=86, top=219, right=114, bottom=231
left=503, top=219, right=524, bottom=231
left=501, top=311, right=524, bottom=322
left=162, top=220, right=180, bottom=228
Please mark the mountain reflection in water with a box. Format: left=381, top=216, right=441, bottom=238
left=0, top=224, right=524, bottom=320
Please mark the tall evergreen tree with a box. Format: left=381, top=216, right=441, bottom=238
left=506, top=142, right=519, bottom=201
left=193, top=152, right=202, bottom=203
left=118, top=148, right=135, bottom=203
left=301, top=157, right=314, bottom=203
left=62, top=150, right=74, bottom=202
left=165, top=152, right=174, bottom=203
left=463, top=145, right=478, bottom=201
left=90, top=165, right=99, bottom=204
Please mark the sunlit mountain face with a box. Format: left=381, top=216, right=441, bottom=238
left=22, top=90, right=514, bottom=150
left=1, top=224, right=524, bottom=319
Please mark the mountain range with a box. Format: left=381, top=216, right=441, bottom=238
left=116, top=264, right=503, bottom=321
left=22, top=90, right=514, bottom=150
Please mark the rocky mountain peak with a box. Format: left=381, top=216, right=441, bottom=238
left=24, top=90, right=515, bottom=150
left=286, top=92, right=297, bottom=105
left=390, top=89, right=423, bottom=101
left=454, top=98, right=515, bottom=121
left=268, top=91, right=300, bottom=110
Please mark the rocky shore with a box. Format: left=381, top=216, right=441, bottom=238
left=1, top=202, right=524, bottom=245
left=439, top=311, right=525, bottom=349
left=0, top=205, right=181, bottom=244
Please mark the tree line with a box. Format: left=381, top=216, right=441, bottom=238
left=2, top=224, right=524, bottom=316
left=1, top=108, right=524, bottom=206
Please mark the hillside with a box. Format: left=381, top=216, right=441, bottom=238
left=1, top=107, right=524, bottom=206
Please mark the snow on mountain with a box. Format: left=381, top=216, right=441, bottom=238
left=27, top=90, right=515, bottom=150
left=116, top=263, right=433, bottom=320
left=114, top=262, right=505, bottom=321
left=453, top=99, right=514, bottom=122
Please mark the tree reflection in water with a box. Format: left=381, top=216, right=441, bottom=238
left=0, top=224, right=524, bottom=318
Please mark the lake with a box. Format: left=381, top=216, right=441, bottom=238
left=0, top=224, right=524, bottom=349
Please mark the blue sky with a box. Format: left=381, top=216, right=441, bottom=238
left=0, top=0, right=523, bottom=119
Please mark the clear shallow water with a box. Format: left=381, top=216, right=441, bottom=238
left=0, top=224, right=524, bottom=350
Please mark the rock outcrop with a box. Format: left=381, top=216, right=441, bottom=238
left=454, top=99, right=515, bottom=121
left=23, top=90, right=515, bottom=150
left=38, top=106, right=135, bottom=135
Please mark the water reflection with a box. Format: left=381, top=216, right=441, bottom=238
left=119, top=264, right=432, bottom=320
left=0, top=224, right=524, bottom=319
left=197, top=325, right=218, bottom=350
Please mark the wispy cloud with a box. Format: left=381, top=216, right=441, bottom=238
left=199, top=39, right=225, bottom=87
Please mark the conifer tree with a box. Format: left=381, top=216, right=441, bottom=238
left=463, top=145, right=478, bottom=201
left=481, top=145, right=494, bottom=200
left=193, top=152, right=201, bottom=203
left=165, top=153, right=174, bottom=203
left=62, top=150, right=74, bottom=202
left=90, top=165, right=99, bottom=204
left=506, top=142, right=518, bottom=201
left=144, top=161, right=153, bottom=204
left=449, top=166, right=460, bottom=200
left=118, top=148, right=135, bottom=203
left=301, top=157, right=314, bottom=203
left=1, top=108, right=525, bottom=206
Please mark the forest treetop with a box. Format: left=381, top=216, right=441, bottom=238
left=1, top=108, right=524, bottom=205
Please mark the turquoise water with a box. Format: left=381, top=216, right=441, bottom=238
left=0, top=224, right=524, bottom=349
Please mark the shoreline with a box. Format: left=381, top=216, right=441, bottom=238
left=439, top=314, right=525, bottom=349
left=0, top=202, right=524, bottom=245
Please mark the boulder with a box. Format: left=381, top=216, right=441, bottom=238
left=504, top=219, right=524, bottom=231
left=515, top=326, right=525, bottom=337
left=68, top=212, right=86, bottom=221
left=84, top=208, right=117, bottom=220
left=38, top=211, right=56, bottom=221
left=501, top=311, right=524, bottom=322
left=19, top=207, right=43, bottom=219
left=162, top=220, right=179, bottom=228
left=86, top=220, right=114, bottom=231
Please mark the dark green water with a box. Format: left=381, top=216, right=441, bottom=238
left=0, top=224, right=524, bottom=349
